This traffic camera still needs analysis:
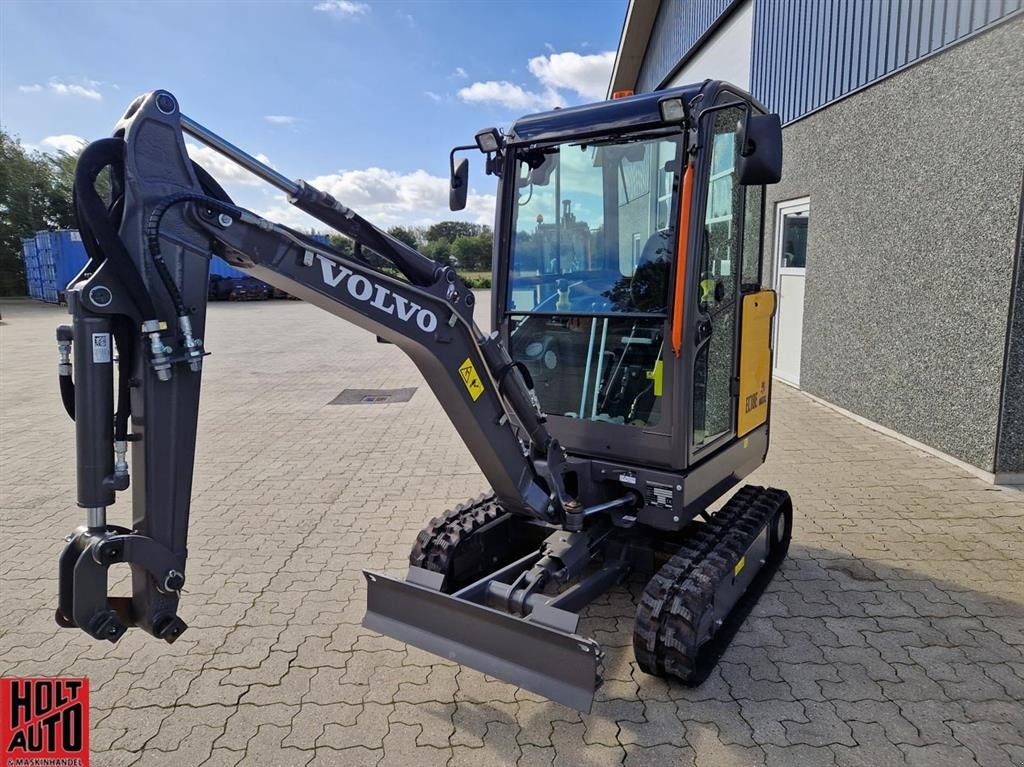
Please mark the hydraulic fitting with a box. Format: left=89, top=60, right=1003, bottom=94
left=113, top=440, right=129, bottom=478
left=562, top=499, right=584, bottom=531
left=56, top=325, right=73, bottom=374
left=142, top=319, right=173, bottom=380
left=101, top=439, right=131, bottom=492
left=56, top=325, right=76, bottom=420
left=178, top=315, right=204, bottom=372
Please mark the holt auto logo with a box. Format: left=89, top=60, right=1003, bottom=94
left=1, top=678, right=89, bottom=766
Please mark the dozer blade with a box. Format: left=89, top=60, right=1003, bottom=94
left=362, top=570, right=602, bottom=712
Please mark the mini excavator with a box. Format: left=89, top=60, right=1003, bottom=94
left=54, top=83, right=791, bottom=711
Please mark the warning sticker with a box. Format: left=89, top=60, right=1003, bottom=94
left=733, top=556, right=746, bottom=578
left=458, top=357, right=485, bottom=401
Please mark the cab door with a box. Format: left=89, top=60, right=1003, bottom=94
left=689, top=102, right=747, bottom=457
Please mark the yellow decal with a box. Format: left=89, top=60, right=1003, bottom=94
left=737, top=290, right=776, bottom=437
left=645, top=358, right=664, bottom=397
left=734, top=556, right=746, bottom=577
left=458, top=357, right=485, bottom=401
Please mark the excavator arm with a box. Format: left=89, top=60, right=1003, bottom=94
left=55, top=90, right=577, bottom=645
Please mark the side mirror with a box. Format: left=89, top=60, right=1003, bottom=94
left=737, top=113, right=783, bottom=185
left=449, top=157, right=469, bottom=211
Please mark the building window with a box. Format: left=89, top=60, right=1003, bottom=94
left=780, top=210, right=808, bottom=269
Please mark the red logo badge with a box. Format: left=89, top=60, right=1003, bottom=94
left=1, top=677, right=89, bottom=766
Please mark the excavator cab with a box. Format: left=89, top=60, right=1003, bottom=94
left=53, top=81, right=790, bottom=714
left=465, top=83, right=783, bottom=527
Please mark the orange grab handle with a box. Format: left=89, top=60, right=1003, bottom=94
left=671, top=161, right=694, bottom=358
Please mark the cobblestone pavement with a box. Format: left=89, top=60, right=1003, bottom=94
left=2, top=296, right=1022, bottom=767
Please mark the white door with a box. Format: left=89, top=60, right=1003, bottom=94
left=773, top=199, right=809, bottom=386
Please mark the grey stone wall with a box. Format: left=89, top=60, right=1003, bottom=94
left=763, top=16, right=1024, bottom=473
left=995, top=182, right=1024, bottom=476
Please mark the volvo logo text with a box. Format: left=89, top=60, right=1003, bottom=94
left=317, top=255, right=438, bottom=333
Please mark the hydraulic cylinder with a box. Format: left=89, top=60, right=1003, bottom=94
left=72, top=312, right=115, bottom=521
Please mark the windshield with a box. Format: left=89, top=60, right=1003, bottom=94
left=507, top=133, right=684, bottom=316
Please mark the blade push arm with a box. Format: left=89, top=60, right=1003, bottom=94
left=56, top=90, right=575, bottom=645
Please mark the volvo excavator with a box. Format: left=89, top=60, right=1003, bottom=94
left=54, top=82, right=791, bottom=712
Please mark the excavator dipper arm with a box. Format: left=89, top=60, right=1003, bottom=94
left=55, top=90, right=579, bottom=647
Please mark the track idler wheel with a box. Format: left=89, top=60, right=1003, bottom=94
left=633, top=485, right=792, bottom=685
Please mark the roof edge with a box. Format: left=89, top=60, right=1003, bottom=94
left=607, top=0, right=661, bottom=97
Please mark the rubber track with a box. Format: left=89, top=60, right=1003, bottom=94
left=634, top=485, right=792, bottom=684
left=409, top=494, right=504, bottom=592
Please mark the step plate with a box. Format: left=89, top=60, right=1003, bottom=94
left=362, top=570, right=601, bottom=712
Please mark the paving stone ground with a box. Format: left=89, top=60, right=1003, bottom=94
left=1, top=296, right=1022, bottom=767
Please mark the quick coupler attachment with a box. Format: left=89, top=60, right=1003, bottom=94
left=56, top=526, right=188, bottom=643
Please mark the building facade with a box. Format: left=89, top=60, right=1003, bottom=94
left=610, top=0, right=1024, bottom=482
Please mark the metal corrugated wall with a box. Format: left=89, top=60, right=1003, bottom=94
left=751, top=0, right=1023, bottom=124
left=637, top=0, right=1022, bottom=124
left=636, top=0, right=738, bottom=92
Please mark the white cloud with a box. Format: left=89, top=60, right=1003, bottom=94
left=18, top=79, right=102, bottom=100
left=313, top=1, right=368, bottom=17
left=457, top=80, right=564, bottom=112
left=40, top=134, right=87, bottom=154
left=527, top=50, right=615, bottom=101
left=256, top=167, right=495, bottom=229
left=265, top=114, right=301, bottom=125
left=186, top=143, right=274, bottom=188
left=455, top=48, right=614, bottom=114
left=423, top=90, right=442, bottom=102
left=48, top=80, right=102, bottom=100
left=450, top=67, right=467, bottom=79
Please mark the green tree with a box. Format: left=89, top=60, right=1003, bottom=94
left=424, top=221, right=488, bottom=244
left=451, top=234, right=492, bottom=272
left=422, top=237, right=453, bottom=266
left=0, top=131, right=79, bottom=295
left=326, top=233, right=354, bottom=256
left=386, top=225, right=420, bottom=250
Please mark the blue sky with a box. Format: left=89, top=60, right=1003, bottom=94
left=1, top=0, right=626, bottom=229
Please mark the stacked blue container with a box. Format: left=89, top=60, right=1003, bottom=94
left=208, top=256, right=247, bottom=279
left=19, top=229, right=293, bottom=303
left=21, top=237, right=44, bottom=300
left=31, top=230, right=89, bottom=304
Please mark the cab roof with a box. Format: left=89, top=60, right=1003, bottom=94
left=505, top=80, right=752, bottom=145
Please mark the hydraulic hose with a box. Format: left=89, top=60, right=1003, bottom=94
left=59, top=369, right=76, bottom=420
left=144, top=192, right=244, bottom=318
left=111, top=318, right=134, bottom=441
